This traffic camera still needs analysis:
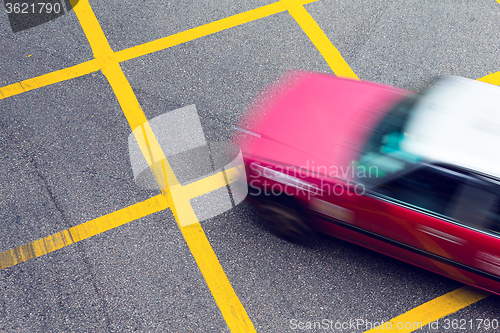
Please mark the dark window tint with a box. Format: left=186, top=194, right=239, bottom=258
left=459, top=182, right=500, bottom=235
left=448, top=183, right=496, bottom=230
left=484, top=198, right=500, bottom=234
left=375, top=166, right=462, bottom=216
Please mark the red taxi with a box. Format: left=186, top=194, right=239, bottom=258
left=234, top=71, right=500, bottom=296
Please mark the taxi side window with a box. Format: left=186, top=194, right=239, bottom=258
left=459, top=180, right=500, bottom=235
left=375, top=166, right=462, bottom=217
left=448, top=181, right=496, bottom=231
left=484, top=199, right=500, bottom=234
left=384, top=170, right=500, bottom=236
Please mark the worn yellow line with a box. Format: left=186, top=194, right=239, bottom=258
left=477, top=71, right=500, bottom=85
left=280, top=0, right=359, bottom=79
left=0, top=60, right=99, bottom=100
left=0, top=194, right=169, bottom=270
left=114, top=0, right=318, bottom=63
left=71, top=1, right=255, bottom=331
left=364, top=286, right=490, bottom=332
left=68, top=195, right=170, bottom=242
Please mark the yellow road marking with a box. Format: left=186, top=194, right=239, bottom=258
left=132, top=123, right=169, bottom=190
left=184, top=165, right=243, bottom=200
left=180, top=223, right=253, bottom=331
left=279, top=0, right=359, bottom=79
left=477, top=71, right=500, bottom=85
left=364, top=286, right=490, bottom=332
left=71, top=1, right=255, bottom=331
left=0, top=0, right=318, bottom=101
left=0, top=194, right=169, bottom=270
left=114, top=0, right=318, bottom=63
left=0, top=60, right=99, bottom=99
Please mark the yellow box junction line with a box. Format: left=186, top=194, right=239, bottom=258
left=280, top=0, right=358, bottom=79
left=0, top=0, right=358, bottom=101
left=0, top=0, right=308, bottom=267
left=0, top=164, right=241, bottom=271
left=0, top=60, right=100, bottom=99
left=364, top=286, right=490, bottom=333
left=114, top=0, right=318, bottom=63
left=70, top=0, right=255, bottom=331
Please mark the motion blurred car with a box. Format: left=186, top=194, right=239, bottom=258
left=233, top=71, right=500, bottom=296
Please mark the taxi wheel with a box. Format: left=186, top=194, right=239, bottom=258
left=258, top=199, right=312, bottom=242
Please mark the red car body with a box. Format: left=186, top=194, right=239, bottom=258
left=235, top=71, right=500, bottom=296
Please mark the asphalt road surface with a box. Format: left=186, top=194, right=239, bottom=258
left=1, top=0, right=500, bottom=332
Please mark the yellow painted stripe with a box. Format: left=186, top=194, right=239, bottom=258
left=0, top=194, right=169, bottom=270
left=0, top=60, right=99, bottom=99
left=68, top=0, right=113, bottom=58
left=68, top=195, right=170, bottom=242
left=180, top=222, right=255, bottom=332
left=280, top=0, right=359, bottom=79
left=114, top=0, right=318, bottom=63
left=170, top=164, right=244, bottom=227
left=364, top=286, right=490, bottom=332
left=68, top=0, right=169, bottom=189
left=72, top=1, right=256, bottom=331
left=184, top=165, right=243, bottom=200
left=477, top=71, right=500, bottom=85
left=103, top=63, right=154, bottom=141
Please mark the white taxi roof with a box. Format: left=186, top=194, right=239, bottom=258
left=402, top=76, right=500, bottom=179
